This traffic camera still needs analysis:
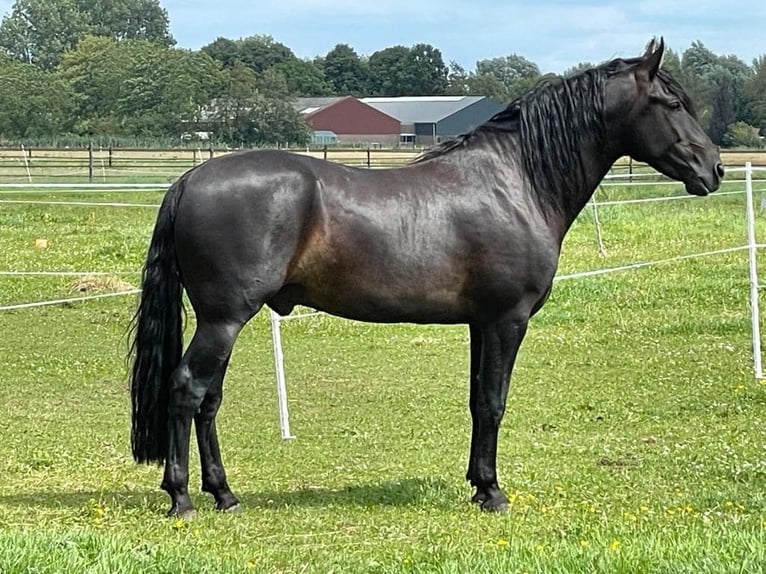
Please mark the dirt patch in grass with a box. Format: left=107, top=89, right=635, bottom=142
left=68, top=275, right=136, bottom=293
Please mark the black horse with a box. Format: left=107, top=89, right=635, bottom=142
left=130, top=39, right=723, bottom=518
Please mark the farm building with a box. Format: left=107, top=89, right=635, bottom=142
left=292, top=96, right=401, bottom=146
left=361, top=96, right=506, bottom=146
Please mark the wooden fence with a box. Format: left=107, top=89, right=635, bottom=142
left=1, top=145, right=764, bottom=184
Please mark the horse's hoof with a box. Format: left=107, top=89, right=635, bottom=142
left=220, top=502, right=242, bottom=514
left=471, top=486, right=508, bottom=512
left=481, top=498, right=509, bottom=513
left=178, top=508, right=198, bottom=520
left=167, top=505, right=197, bottom=520
left=214, top=494, right=241, bottom=513
left=471, top=491, right=489, bottom=504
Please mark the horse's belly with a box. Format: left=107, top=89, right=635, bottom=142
left=276, top=274, right=468, bottom=324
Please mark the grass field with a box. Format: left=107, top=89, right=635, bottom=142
left=1, top=169, right=766, bottom=572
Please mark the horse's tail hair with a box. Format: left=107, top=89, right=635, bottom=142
left=129, top=177, right=187, bottom=465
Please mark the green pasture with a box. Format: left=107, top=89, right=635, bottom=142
left=1, top=174, right=766, bottom=572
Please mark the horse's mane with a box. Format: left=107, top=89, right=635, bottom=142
left=414, top=59, right=694, bottom=216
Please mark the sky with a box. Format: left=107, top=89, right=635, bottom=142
left=1, top=0, right=765, bottom=73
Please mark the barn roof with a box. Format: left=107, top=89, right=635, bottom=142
left=292, top=97, right=347, bottom=116
left=360, top=96, right=489, bottom=123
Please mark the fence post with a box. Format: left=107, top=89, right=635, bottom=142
left=108, top=144, right=113, bottom=168
left=323, top=145, right=327, bottom=161
left=269, top=309, right=296, bottom=439
left=208, top=145, right=214, bottom=160
left=20, top=144, right=32, bottom=182
left=628, top=157, right=633, bottom=184
left=366, top=147, right=371, bottom=168
left=193, top=148, right=198, bottom=165
left=746, top=161, right=763, bottom=379
left=87, top=142, right=93, bottom=182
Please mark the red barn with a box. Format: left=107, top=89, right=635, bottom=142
left=293, top=97, right=401, bottom=146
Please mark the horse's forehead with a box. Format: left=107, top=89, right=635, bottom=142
left=648, top=77, right=672, bottom=97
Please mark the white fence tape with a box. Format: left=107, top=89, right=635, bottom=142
left=0, top=289, right=140, bottom=312
left=0, top=270, right=139, bottom=276
left=0, top=199, right=159, bottom=208
left=0, top=183, right=166, bottom=189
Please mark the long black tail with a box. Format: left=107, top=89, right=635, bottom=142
left=129, top=178, right=187, bottom=464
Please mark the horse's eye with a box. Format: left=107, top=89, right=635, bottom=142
left=669, top=100, right=682, bottom=110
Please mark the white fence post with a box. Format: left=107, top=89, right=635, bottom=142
left=20, top=145, right=32, bottom=182
left=745, top=161, right=763, bottom=379
left=269, top=309, right=296, bottom=439
left=590, top=191, right=607, bottom=257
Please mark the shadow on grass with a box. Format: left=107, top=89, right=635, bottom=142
left=0, top=477, right=462, bottom=513
left=241, top=477, right=460, bottom=509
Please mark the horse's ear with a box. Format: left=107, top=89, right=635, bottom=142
left=638, top=37, right=665, bottom=81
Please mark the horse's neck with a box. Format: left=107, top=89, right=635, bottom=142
left=553, top=137, right=621, bottom=236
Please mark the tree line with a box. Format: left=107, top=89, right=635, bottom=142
left=1, top=0, right=765, bottom=148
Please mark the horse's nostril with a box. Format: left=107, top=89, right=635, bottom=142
left=716, top=163, right=725, bottom=179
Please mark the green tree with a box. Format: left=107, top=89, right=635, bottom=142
left=744, top=56, right=766, bottom=134
left=661, top=48, right=683, bottom=80
left=709, top=73, right=736, bottom=145
left=466, top=73, right=508, bottom=102
left=56, top=35, right=129, bottom=134
left=0, top=0, right=86, bottom=68
left=323, top=44, right=369, bottom=95
left=717, top=53, right=754, bottom=119
left=563, top=62, right=595, bottom=77
left=477, top=54, right=540, bottom=87
left=0, top=54, right=75, bottom=137
left=201, top=37, right=240, bottom=68
left=368, top=44, right=448, bottom=96
left=237, top=35, right=294, bottom=74
left=271, top=58, right=332, bottom=96
left=117, top=42, right=225, bottom=137
left=722, top=121, right=764, bottom=148
left=404, top=43, right=448, bottom=95
left=79, top=0, right=172, bottom=44
left=215, top=62, right=309, bottom=146
left=215, top=62, right=259, bottom=144
left=679, top=41, right=720, bottom=129
left=368, top=45, right=410, bottom=95
left=678, top=42, right=753, bottom=142
left=445, top=61, right=470, bottom=95
left=0, top=0, right=173, bottom=69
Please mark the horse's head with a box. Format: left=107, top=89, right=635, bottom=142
left=605, top=38, right=724, bottom=196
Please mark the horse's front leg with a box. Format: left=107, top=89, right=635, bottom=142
left=466, top=323, right=482, bottom=491
left=469, top=316, right=528, bottom=512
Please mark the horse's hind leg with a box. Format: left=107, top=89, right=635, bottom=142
left=194, top=353, right=240, bottom=512
left=162, top=320, right=242, bottom=518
